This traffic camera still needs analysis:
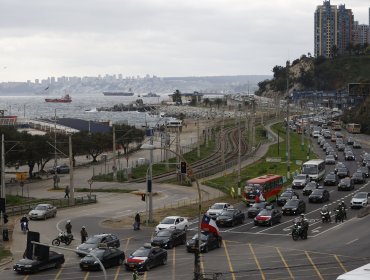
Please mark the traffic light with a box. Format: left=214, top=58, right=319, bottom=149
left=180, top=161, right=187, bottom=174
left=3, top=213, right=8, bottom=224
left=141, top=194, right=146, bottom=201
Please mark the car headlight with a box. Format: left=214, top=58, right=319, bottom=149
left=94, top=261, right=99, bottom=264
left=25, top=265, right=32, bottom=268
left=186, top=242, right=190, bottom=246
left=292, top=208, right=297, bottom=211
left=76, top=247, right=79, bottom=250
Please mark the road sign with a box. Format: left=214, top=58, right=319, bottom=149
left=16, top=172, right=28, bottom=182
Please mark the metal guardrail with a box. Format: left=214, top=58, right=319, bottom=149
left=5, top=194, right=97, bottom=217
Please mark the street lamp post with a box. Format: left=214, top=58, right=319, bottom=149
left=140, top=143, right=202, bottom=280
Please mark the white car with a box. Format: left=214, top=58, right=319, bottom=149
left=292, top=174, right=310, bottom=189
left=206, top=203, right=231, bottom=219
left=28, top=203, right=57, bottom=220
left=155, top=216, right=189, bottom=233
left=350, top=192, right=369, bottom=209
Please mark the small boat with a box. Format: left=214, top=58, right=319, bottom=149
left=142, top=92, right=160, bottom=98
left=102, top=91, right=134, bottom=96
left=45, top=94, right=72, bottom=103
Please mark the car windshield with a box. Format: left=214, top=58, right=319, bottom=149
left=285, top=200, right=298, bottom=206
left=295, top=175, right=306, bottom=180
left=192, top=233, right=208, bottom=242
left=220, top=211, right=234, bottom=217
left=353, top=172, right=362, bottom=177
left=306, top=182, right=316, bottom=188
left=280, top=192, right=292, bottom=198
left=87, top=249, right=105, bottom=258
left=160, top=217, right=176, bottom=224
left=210, top=204, right=225, bottom=210
left=132, top=248, right=150, bottom=257
left=354, top=193, right=368, bottom=199
left=251, top=202, right=265, bottom=208
left=338, top=168, right=347, bottom=173
left=326, top=174, right=335, bottom=179
left=156, top=230, right=172, bottom=237
left=341, top=179, right=350, bottom=184
left=35, top=205, right=47, bottom=210
left=258, top=209, right=272, bottom=216
left=311, top=189, right=323, bottom=195
left=326, top=155, right=334, bottom=159
left=86, top=236, right=101, bottom=244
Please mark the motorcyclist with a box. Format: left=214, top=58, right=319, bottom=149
left=321, top=205, right=330, bottom=221
left=20, top=215, right=29, bottom=231
left=340, top=201, right=347, bottom=219
left=65, top=220, right=72, bottom=234
left=297, top=214, right=309, bottom=238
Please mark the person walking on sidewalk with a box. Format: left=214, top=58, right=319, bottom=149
left=134, top=212, right=141, bottom=230
left=64, top=186, right=70, bottom=198
left=80, top=226, right=88, bottom=243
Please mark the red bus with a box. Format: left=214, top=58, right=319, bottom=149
left=242, top=174, right=284, bottom=205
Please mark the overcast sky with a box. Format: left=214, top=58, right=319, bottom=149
left=0, top=0, right=368, bottom=82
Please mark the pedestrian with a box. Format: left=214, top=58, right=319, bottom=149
left=80, top=226, right=88, bottom=243
left=64, top=186, right=70, bottom=198
left=134, top=212, right=141, bottom=230
left=65, top=220, right=72, bottom=234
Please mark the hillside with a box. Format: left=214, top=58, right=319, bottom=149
left=255, top=55, right=370, bottom=97
left=342, top=95, right=370, bottom=134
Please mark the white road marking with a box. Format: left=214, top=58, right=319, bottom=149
left=311, top=226, right=321, bottom=233
left=346, top=238, right=359, bottom=245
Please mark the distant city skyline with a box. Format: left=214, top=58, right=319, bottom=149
left=0, top=0, right=369, bottom=83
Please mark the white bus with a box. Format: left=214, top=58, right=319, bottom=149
left=336, top=263, right=370, bottom=280
left=301, top=159, right=325, bottom=181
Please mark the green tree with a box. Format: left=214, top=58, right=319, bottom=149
left=172, top=89, right=182, bottom=105
left=214, top=98, right=223, bottom=109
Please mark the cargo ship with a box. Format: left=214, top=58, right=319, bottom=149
left=102, top=91, right=134, bottom=96
left=45, top=94, right=72, bottom=103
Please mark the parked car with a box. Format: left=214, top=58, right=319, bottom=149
left=308, top=188, right=330, bottom=203
left=48, top=164, right=70, bottom=174
left=155, top=216, right=189, bottom=233
left=80, top=247, right=125, bottom=271
left=13, top=251, right=65, bottom=274
left=292, top=174, right=310, bottom=189
left=125, top=244, right=167, bottom=271
left=151, top=228, right=186, bottom=249
left=352, top=171, right=366, bottom=184
left=186, top=231, right=222, bottom=253
left=323, top=173, right=339, bottom=186
left=350, top=192, right=369, bottom=209
left=28, top=204, right=57, bottom=220
left=303, top=182, right=319, bottom=196
left=281, top=199, right=306, bottom=215
left=247, top=201, right=270, bottom=218
left=253, top=208, right=282, bottom=226
left=216, top=208, right=245, bottom=227
left=206, top=203, right=231, bottom=219
left=338, top=178, right=354, bottom=191
left=76, top=233, right=120, bottom=257
left=277, top=189, right=299, bottom=206
left=325, top=155, right=336, bottom=165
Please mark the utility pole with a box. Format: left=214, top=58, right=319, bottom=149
left=197, top=119, right=200, bottom=158
left=112, top=126, right=117, bottom=181
left=237, top=111, right=241, bottom=197
left=1, top=134, right=5, bottom=201
left=148, top=132, right=154, bottom=223
left=286, top=61, right=291, bottom=179
left=69, top=135, right=74, bottom=205
left=53, top=109, right=58, bottom=188
left=221, top=110, right=225, bottom=167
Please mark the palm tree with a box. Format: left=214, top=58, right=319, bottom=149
left=203, top=98, right=210, bottom=107
left=172, top=89, right=182, bottom=105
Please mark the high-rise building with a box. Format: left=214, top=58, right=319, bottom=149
left=314, top=0, right=353, bottom=57
left=353, top=21, right=369, bottom=46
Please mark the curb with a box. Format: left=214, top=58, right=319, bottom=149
left=0, top=257, right=13, bottom=269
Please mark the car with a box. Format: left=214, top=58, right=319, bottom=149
left=353, top=142, right=362, bottom=149
left=292, top=174, right=310, bottom=189
left=345, top=151, right=356, bottom=161
left=186, top=231, right=222, bottom=253
left=76, top=233, right=120, bottom=257
left=48, top=164, right=70, bottom=174
left=253, top=208, right=282, bottom=226
left=350, top=192, right=369, bottom=209
left=277, top=189, right=299, bottom=206
left=337, top=167, right=350, bottom=179
left=323, top=131, right=331, bottom=139
left=325, top=155, right=336, bottom=165
left=216, top=208, right=245, bottom=227
left=358, top=167, right=369, bottom=178
left=346, top=137, right=354, bottom=145
left=336, top=138, right=344, bottom=147
left=323, top=142, right=331, bottom=151
left=155, top=216, right=189, bottom=233
left=281, top=199, right=306, bottom=215
left=338, top=178, right=354, bottom=191
left=28, top=203, right=57, bottom=220
left=328, top=150, right=338, bottom=160
left=337, top=143, right=345, bottom=151
left=352, top=171, right=366, bottom=184
left=319, top=139, right=326, bottom=147
left=308, top=188, right=330, bottom=203
left=151, top=228, right=186, bottom=249
left=206, top=203, right=231, bottom=219
left=323, top=173, right=339, bottom=186
left=303, top=182, right=319, bottom=196
left=326, top=146, right=335, bottom=155
left=13, top=251, right=65, bottom=274
left=79, top=247, right=125, bottom=271
left=247, top=201, right=270, bottom=218
left=125, top=244, right=167, bottom=271
left=335, top=132, right=343, bottom=139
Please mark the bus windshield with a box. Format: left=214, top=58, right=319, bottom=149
left=302, top=165, right=317, bottom=175
left=245, top=184, right=262, bottom=192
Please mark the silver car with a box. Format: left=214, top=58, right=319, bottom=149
left=29, top=203, right=57, bottom=220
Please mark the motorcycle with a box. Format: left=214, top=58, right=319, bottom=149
left=292, top=222, right=308, bottom=240
left=320, top=210, right=331, bottom=223
left=52, top=232, right=74, bottom=246
left=21, top=222, right=28, bottom=234
left=335, top=209, right=344, bottom=223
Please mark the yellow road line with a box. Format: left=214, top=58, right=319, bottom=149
left=334, top=254, right=347, bottom=273
left=113, top=265, right=121, bottom=280
left=223, top=240, right=236, bottom=280
left=249, top=243, right=266, bottom=280
left=200, top=254, right=205, bottom=276
left=83, top=271, right=90, bottom=280
left=172, top=247, right=176, bottom=280
left=23, top=275, right=29, bottom=280
left=276, top=247, right=294, bottom=279
left=54, top=266, right=63, bottom=279
left=125, top=237, right=131, bottom=251
left=305, top=251, right=324, bottom=280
